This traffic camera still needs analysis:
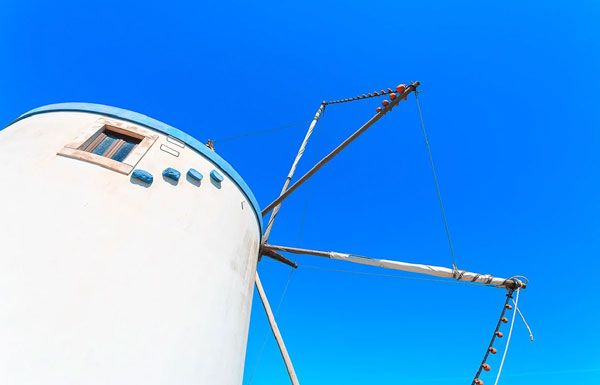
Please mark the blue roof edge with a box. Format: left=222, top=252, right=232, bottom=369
left=9, top=103, right=264, bottom=234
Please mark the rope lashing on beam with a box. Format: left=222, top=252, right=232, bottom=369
left=324, top=84, right=410, bottom=105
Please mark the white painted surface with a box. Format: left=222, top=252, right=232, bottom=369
left=0, top=111, right=261, bottom=385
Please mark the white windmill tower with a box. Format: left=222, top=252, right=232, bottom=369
left=0, top=82, right=529, bottom=385
left=0, top=103, right=262, bottom=385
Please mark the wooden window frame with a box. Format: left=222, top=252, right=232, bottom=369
left=57, top=118, right=158, bottom=175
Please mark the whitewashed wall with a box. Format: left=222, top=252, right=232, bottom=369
left=0, top=111, right=261, bottom=385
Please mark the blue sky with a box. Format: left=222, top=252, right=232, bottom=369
left=1, top=1, right=599, bottom=384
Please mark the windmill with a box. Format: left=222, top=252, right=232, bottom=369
left=0, top=83, right=530, bottom=385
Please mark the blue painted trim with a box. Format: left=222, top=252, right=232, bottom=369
left=187, top=168, right=203, bottom=182
left=131, top=169, right=154, bottom=185
left=210, top=170, right=224, bottom=183
left=9, top=103, right=263, bottom=233
left=162, top=167, right=181, bottom=182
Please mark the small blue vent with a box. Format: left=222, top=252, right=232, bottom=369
left=187, top=168, right=203, bottom=182
left=131, top=169, right=153, bottom=185
left=162, top=167, right=181, bottom=182
left=210, top=170, right=224, bottom=183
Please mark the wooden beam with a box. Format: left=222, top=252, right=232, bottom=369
left=255, top=272, right=300, bottom=385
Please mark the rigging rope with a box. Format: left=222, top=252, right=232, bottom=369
left=214, top=122, right=304, bottom=144
left=493, top=288, right=520, bottom=385
left=512, top=299, right=534, bottom=341
left=325, top=87, right=400, bottom=105
left=414, top=90, right=458, bottom=270
left=471, top=290, right=514, bottom=385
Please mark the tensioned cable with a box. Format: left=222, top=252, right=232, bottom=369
left=214, top=121, right=305, bottom=144
left=414, top=90, right=458, bottom=269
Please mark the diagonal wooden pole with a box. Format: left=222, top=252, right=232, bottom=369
left=263, top=102, right=326, bottom=243
left=262, top=81, right=420, bottom=216
left=255, top=272, right=300, bottom=385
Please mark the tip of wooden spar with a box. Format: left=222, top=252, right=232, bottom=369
left=506, top=277, right=527, bottom=290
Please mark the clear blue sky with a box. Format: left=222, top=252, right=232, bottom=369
left=1, top=1, right=598, bottom=384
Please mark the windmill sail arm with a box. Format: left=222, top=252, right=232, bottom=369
left=263, top=244, right=526, bottom=289
left=329, top=253, right=525, bottom=289
left=255, top=272, right=300, bottom=385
